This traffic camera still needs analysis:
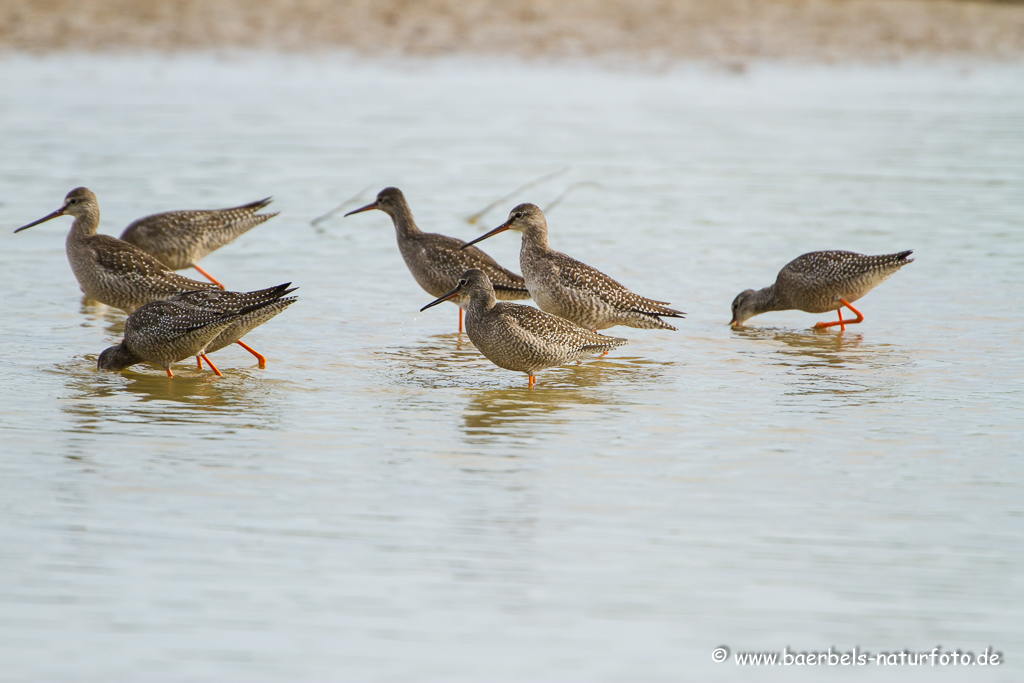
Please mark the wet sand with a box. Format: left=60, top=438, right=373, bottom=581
left=2, top=0, right=1023, bottom=61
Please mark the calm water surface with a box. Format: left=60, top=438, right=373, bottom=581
left=0, top=54, right=1022, bottom=681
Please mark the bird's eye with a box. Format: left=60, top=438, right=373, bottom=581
left=459, top=279, right=467, bottom=286
left=514, top=211, right=523, bottom=219
left=68, top=198, right=78, bottom=205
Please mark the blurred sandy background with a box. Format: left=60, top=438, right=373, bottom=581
left=2, top=0, right=1023, bottom=61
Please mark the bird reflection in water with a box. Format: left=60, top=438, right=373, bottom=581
left=461, top=385, right=605, bottom=444
left=379, top=333, right=668, bottom=391
left=460, top=355, right=672, bottom=444
left=53, top=358, right=287, bottom=435
left=79, top=297, right=125, bottom=336
left=376, top=332, right=488, bottom=387
left=731, top=326, right=910, bottom=404
left=733, top=325, right=865, bottom=362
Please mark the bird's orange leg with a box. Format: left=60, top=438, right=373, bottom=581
left=458, top=308, right=464, bottom=333
left=841, top=299, right=865, bottom=324
left=814, top=299, right=865, bottom=331
left=528, top=374, right=536, bottom=388
left=200, top=354, right=223, bottom=377
left=166, top=369, right=175, bottom=378
left=236, top=340, right=267, bottom=369
left=196, top=356, right=203, bottom=369
left=192, top=263, right=226, bottom=290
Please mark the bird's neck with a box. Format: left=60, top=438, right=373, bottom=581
left=386, top=202, right=422, bottom=240
left=753, top=285, right=784, bottom=313
left=520, top=224, right=550, bottom=253
left=66, top=209, right=101, bottom=243
left=467, top=289, right=498, bottom=317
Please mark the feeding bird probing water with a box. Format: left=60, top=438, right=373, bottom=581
left=729, top=250, right=914, bottom=330
left=97, top=284, right=298, bottom=377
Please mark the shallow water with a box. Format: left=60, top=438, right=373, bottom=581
left=1, top=54, right=1022, bottom=681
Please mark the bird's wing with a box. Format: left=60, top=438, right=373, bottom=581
left=90, top=235, right=217, bottom=293
left=423, top=233, right=529, bottom=293
left=552, top=252, right=683, bottom=317
left=499, top=303, right=627, bottom=350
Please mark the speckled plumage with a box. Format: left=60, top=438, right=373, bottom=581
left=15, top=188, right=219, bottom=314
left=119, top=197, right=277, bottom=271
left=179, top=285, right=298, bottom=354
left=97, top=284, right=297, bottom=374
left=730, top=249, right=914, bottom=327
left=345, top=187, right=530, bottom=310
left=462, top=203, right=684, bottom=331
left=422, top=269, right=627, bottom=384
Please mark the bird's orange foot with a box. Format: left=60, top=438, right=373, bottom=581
left=236, top=340, right=267, bottom=369
left=814, top=299, right=864, bottom=332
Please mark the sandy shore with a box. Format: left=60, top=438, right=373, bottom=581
left=2, top=0, right=1023, bottom=62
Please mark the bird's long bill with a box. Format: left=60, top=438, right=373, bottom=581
left=14, top=207, right=65, bottom=233
left=460, top=221, right=510, bottom=250
left=343, top=201, right=378, bottom=217
left=420, top=284, right=463, bottom=312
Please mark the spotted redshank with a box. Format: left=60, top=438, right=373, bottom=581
left=97, top=283, right=297, bottom=377
left=345, top=187, right=530, bottom=332
left=421, top=269, right=627, bottom=387
left=729, top=250, right=914, bottom=329
left=119, top=197, right=278, bottom=288
left=462, top=203, right=683, bottom=331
